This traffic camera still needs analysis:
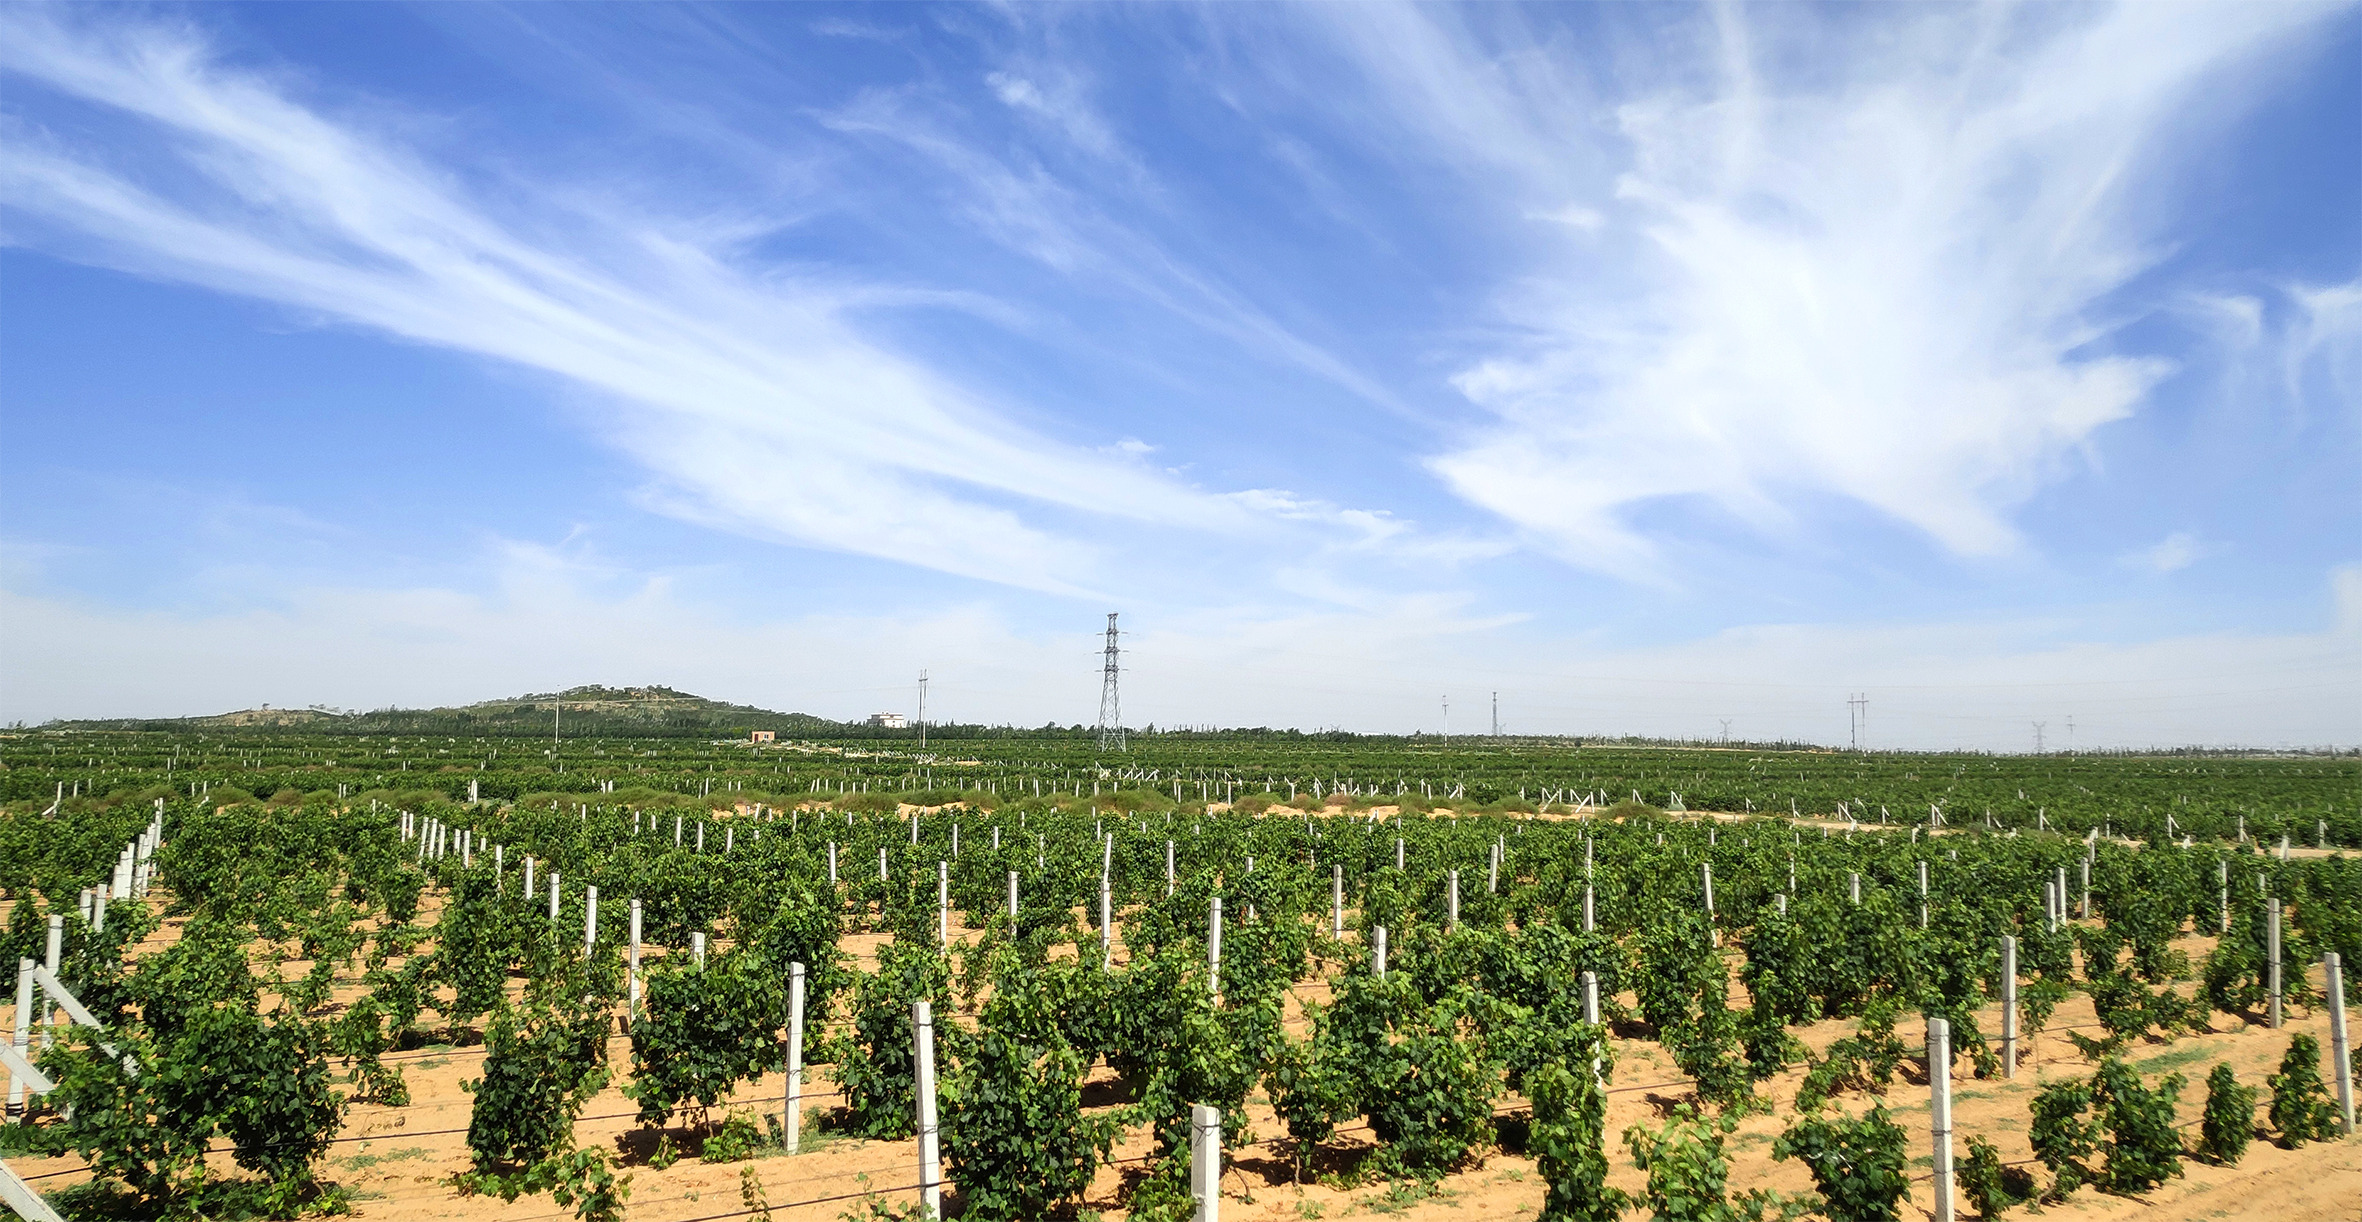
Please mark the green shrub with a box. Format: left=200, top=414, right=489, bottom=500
left=2091, top=1058, right=2183, bottom=1193
left=1773, top=1104, right=1908, bottom=1222
left=1958, top=1134, right=2034, bottom=1219
left=941, top=956, right=1116, bottom=1222
left=2028, top=1078, right=2099, bottom=1199
left=824, top=941, right=951, bottom=1139
left=2197, top=1063, right=2256, bottom=1165
left=1528, top=1061, right=1626, bottom=1222
left=464, top=1003, right=610, bottom=1173
left=2266, top=1032, right=2338, bottom=1147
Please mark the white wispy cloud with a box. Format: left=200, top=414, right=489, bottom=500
left=817, top=81, right=1416, bottom=418
left=0, top=10, right=1253, bottom=593
left=2121, top=531, right=2211, bottom=576
left=1308, top=3, right=2339, bottom=580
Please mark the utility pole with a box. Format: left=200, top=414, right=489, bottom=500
left=2032, top=721, right=2046, bottom=754
left=1442, top=695, right=1450, bottom=742
left=1491, top=692, right=1499, bottom=737
left=553, top=696, right=560, bottom=744
left=918, top=670, right=929, bottom=750
left=1096, top=614, right=1124, bottom=752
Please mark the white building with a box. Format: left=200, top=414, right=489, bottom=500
left=866, top=712, right=907, bottom=729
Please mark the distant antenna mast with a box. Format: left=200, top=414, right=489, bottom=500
left=1096, top=613, right=1123, bottom=752
left=918, top=670, right=929, bottom=749
left=1491, top=691, right=1499, bottom=737
left=1442, top=695, right=1450, bottom=742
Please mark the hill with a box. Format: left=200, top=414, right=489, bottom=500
left=42, top=684, right=850, bottom=738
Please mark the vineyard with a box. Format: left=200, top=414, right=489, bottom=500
left=1, top=728, right=2356, bottom=1221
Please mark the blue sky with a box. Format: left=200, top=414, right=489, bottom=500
left=2, top=2, right=2357, bottom=748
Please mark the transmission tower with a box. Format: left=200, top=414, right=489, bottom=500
left=1719, top=718, right=1732, bottom=744
left=1442, top=695, right=1450, bottom=741
left=2032, top=721, right=2046, bottom=754
left=1491, top=691, right=1499, bottom=737
left=1096, top=613, right=1124, bottom=752
left=1847, top=692, right=1868, bottom=750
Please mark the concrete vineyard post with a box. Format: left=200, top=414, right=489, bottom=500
left=2327, top=953, right=2353, bottom=1134
left=786, top=962, right=806, bottom=1153
left=1584, top=882, right=1596, bottom=933
left=2219, top=860, right=2230, bottom=933
left=43, top=918, right=60, bottom=1048
left=1702, top=862, right=1715, bottom=944
left=1373, top=926, right=1387, bottom=979
left=1448, top=870, right=1460, bottom=929
left=1166, top=840, right=1176, bottom=896
left=1191, top=1102, right=1223, bottom=1222
left=1100, top=872, right=1113, bottom=967
left=1007, top=871, right=1019, bottom=923
left=1581, top=970, right=1604, bottom=1089
left=1849, top=872, right=1860, bottom=905
left=1332, top=865, right=1344, bottom=937
left=829, top=842, right=838, bottom=885
left=2268, top=897, right=2283, bottom=1028
left=1208, top=897, right=1223, bottom=998
left=2055, top=867, right=2067, bottom=923
left=1396, top=837, right=1404, bottom=870
left=2079, top=858, right=2090, bottom=920
left=1918, top=860, right=1929, bottom=928
left=8, top=959, right=30, bottom=1118
left=914, top=1000, right=941, bottom=1219
left=879, top=845, right=888, bottom=882
left=1488, top=841, right=1499, bottom=894
left=629, top=900, right=644, bottom=1017
left=693, top=932, right=706, bottom=969
left=2001, top=935, right=2018, bottom=1079
left=940, top=862, right=951, bottom=947
left=524, top=856, right=535, bottom=905
left=549, top=871, right=561, bottom=923
left=584, top=885, right=598, bottom=955
left=1929, top=1016, right=1955, bottom=1222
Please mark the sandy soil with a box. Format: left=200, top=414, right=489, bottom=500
left=8, top=895, right=2356, bottom=1222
